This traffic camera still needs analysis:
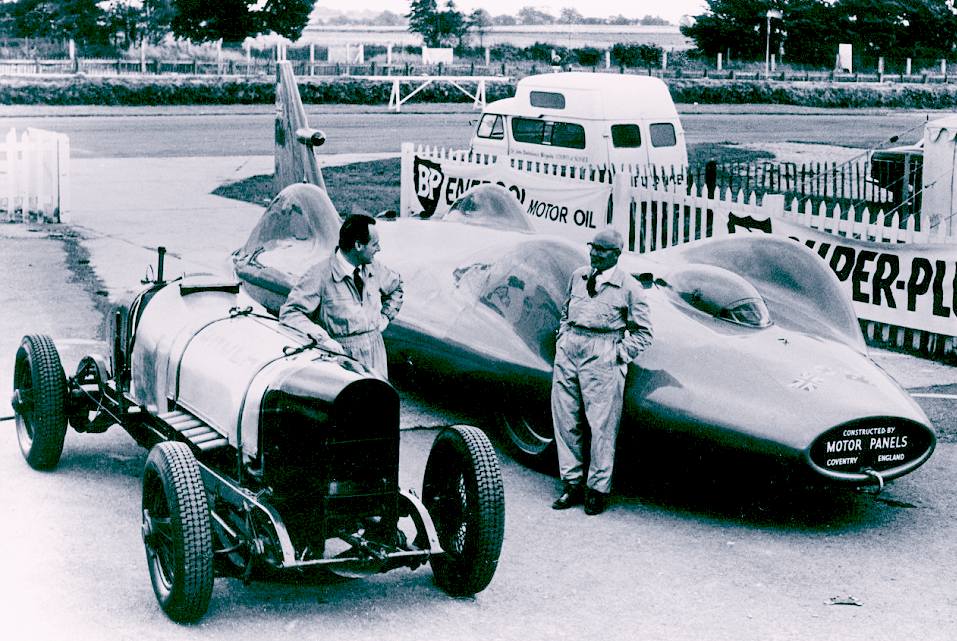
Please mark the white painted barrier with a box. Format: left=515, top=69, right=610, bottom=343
left=0, top=128, right=70, bottom=223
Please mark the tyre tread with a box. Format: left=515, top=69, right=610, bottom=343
left=16, top=334, right=68, bottom=469
left=144, top=442, right=214, bottom=622
left=425, top=425, right=505, bottom=596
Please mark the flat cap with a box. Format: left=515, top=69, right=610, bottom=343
left=589, top=228, right=624, bottom=251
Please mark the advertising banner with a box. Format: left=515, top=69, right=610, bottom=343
left=770, top=216, right=957, bottom=336
left=404, top=149, right=613, bottom=244
left=713, top=205, right=957, bottom=335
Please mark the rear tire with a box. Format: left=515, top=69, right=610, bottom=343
left=13, top=334, right=68, bottom=470
left=142, top=442, right=214, bottom=623
left=423, top=425, right=505, bottom=596
left=497, top=398, right=558, bottom=475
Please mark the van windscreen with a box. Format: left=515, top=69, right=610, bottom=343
left=611, top=124, right=642, bottom=148
left=476, top=114, right=505, bottom=139
left=650, top=123, right=677, bottom=147
left=530, top=91, right=566, bottom=109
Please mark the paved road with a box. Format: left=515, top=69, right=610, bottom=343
left=0, top=104, right=941, bottom=158
left=1, top=106, right=956, bottom=639
left=2, top=229, right=956, bottom=641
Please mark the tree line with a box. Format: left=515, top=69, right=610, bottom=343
left=683, top=0, right=957, bottom=67
left=321, top=5, right=669, bottom=28
left=5, top=0, right=953, bottom=69
left=0, top=0, right=313, bottom=47
left=0, top=0, right=671, bottom=51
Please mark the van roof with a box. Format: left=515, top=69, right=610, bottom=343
left=485, top=72, right=679, bottom=121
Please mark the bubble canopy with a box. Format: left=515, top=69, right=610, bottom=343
left=443, top=185, right=534, bottom=232
left=663, top=264, right=772, bottom=328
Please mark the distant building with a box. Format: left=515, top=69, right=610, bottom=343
left=299, top=24, right=693, bottom=51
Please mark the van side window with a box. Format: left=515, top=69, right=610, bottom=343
left=512, top=117, right=585, bottom=149
left=530, top=91, right=566, bottom=109
left=550, top=122, right=585, bottom=149
left=611, top=124, right=642, bottom=148
left=476, top=114, right=505, bottom=140
left=650, top=123, right=677, bottom=147
left=512, top=117, right=546, bottom=144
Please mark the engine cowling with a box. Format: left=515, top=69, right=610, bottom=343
left=125, top=275, right=396, bottom=461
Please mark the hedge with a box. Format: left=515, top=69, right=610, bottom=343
left=3, top=74, right=957, bottom=108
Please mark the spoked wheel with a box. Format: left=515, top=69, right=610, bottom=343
left=12, top=334, right=68, bottom=470
left=142, top=442, right=214, bottom=623
left=423, top=425, right=505, bottom=596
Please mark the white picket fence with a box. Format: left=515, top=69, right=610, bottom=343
left=628, top=181, right=957, bottom=355
left=628, top=183, right=956, bottom=253
left=0, top=128, right=70, bottom=223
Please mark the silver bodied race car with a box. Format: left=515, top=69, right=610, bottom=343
left=9, top=250, right=505, bottom=622
left=238, top=60, right=935, bottom=490
left=234, top=183, right=937, bottom=489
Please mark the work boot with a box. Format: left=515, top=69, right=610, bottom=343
left=584, top=489, right=608, bottom=515
left=551, top=483, right=584, bottom=510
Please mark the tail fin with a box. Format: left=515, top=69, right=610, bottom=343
left=274, top=61, right=326, bottom=194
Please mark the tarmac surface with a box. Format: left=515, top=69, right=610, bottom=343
left=2, top=153, right=957, bottom=640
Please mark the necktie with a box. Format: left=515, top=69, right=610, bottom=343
left=353, top=267, right=364, bottom=298
left=586, top=270, right=598, bottom=297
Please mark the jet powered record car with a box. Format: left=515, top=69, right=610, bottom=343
left=9, top=250, right=505, bottom=622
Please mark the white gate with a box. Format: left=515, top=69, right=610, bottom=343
left=0, top=128, right=70, bottom=223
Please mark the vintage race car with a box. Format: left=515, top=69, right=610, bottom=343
left=10, top=249, right=505, bottom=622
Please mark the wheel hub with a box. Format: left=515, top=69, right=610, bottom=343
left=141, top=510, right=155, bottom=544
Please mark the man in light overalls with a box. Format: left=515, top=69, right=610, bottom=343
left=280, top=214, right=403, bottom=379
left=550, top=228, right=653, bottom=515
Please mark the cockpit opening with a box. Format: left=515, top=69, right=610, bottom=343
left=659, top=264, right=772, bottom=328
left=444, top=184, right=534, bottom=232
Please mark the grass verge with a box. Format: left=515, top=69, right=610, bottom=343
left=213, top=143, right=766, bottom=212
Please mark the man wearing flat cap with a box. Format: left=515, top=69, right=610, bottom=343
left=550, top=228, right=653, bottom=515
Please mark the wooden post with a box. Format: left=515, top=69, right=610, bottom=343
left=717, top=52, right=722, bottom=71
left=310, top=43, right=315, bottom=76
left=485, top=47, right=490, bottom=66
left=140, top=40, right=146, bottom=74
left=906, top=58, right=912, bottom=76
left=662, top=50, right=668, bottom=70
left=605, top=50, right=610, bottom=69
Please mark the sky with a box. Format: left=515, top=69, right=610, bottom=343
left=315, top=1, right=710, bottom=26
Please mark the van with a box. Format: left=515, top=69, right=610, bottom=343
left=470, top=72, right=688, bottom=170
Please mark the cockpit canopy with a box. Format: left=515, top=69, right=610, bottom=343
left=444, top=184, right=534, bottom=232
left=665, top=264, right=772, bottom=328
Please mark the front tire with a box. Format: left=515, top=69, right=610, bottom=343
left=142, top=442, right=214, bottom=623
left=13, top=334, right=68, bottom=470
left=423, top=425, right=505, bottom=596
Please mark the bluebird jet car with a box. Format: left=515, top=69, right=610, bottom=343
left=232, top=63, right=935, bottom=488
